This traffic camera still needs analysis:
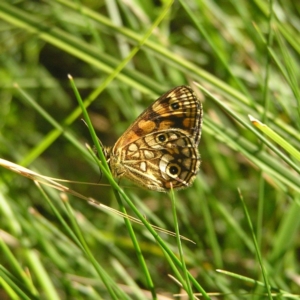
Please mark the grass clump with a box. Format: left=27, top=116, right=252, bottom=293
left=0, top=0, right=299, bottom=299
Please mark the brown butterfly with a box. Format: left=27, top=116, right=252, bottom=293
left=102, top=86, right=203, bottom=192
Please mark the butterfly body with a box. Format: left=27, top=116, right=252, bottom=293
left=103, top=86, right=203, bottom=192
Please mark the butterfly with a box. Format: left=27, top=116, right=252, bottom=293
left=102, top=86, right=203, bottom=192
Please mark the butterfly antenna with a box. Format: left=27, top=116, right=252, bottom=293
left=80, top=118, right=106, bottom=183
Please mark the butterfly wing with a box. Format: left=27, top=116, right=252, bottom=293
left=110, top=129, right=200, bottom=191
left=113, top=86, right=203, bottom=152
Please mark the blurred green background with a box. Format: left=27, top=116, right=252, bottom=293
left=0, top=0, right=299, bottom=299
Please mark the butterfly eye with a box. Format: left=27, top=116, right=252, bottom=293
left=170, top=102, right=180, bottom=110
left=157, top=133, right=167, bottom=142
left=167, top=164, right=181, bottom=177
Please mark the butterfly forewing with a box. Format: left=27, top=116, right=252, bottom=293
left=113, top=86, right=203, bottom=150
